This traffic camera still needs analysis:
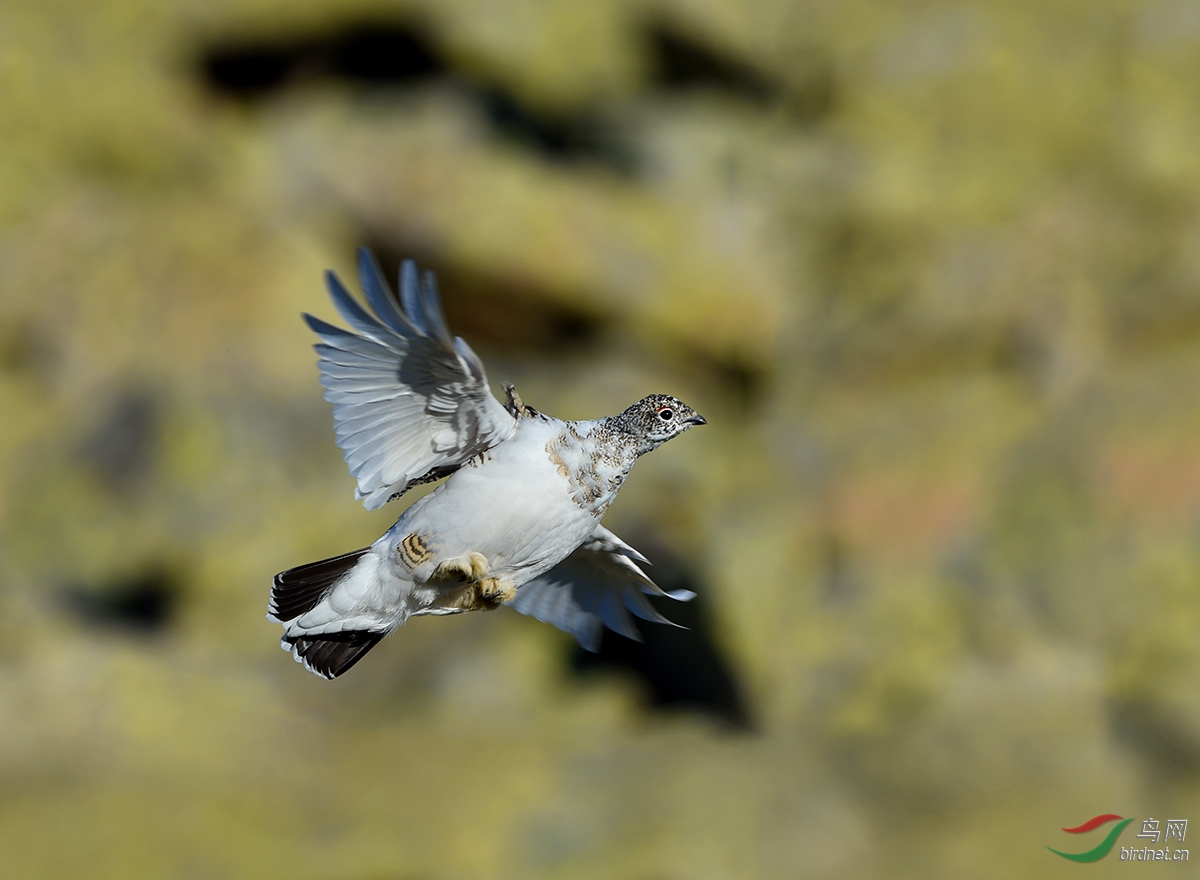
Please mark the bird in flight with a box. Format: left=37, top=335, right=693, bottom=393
left=269, top=249, right=705, bottom=678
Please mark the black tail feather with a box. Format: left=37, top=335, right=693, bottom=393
left=286, top=630, right=385, bottom=679
left=270, top=548, right=369, bottom=622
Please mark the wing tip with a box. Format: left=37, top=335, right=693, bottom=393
left=664, top=588, right=697, bottom=602
left=322, top=267, right=352, bottom=302
left=575, top=618, right=604, bottom=653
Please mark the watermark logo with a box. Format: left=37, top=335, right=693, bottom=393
left=1047, top=815, right=1188, bottom=863
left=1048, top=814, right=1135, bottom=862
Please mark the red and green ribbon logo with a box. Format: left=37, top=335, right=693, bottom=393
left=1047, top=814, right=1135, bottom=862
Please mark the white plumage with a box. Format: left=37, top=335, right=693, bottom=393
left=269, top=249, right=704, bottom=678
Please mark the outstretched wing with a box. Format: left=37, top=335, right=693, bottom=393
left=306, top=248, right=517, bottom=509
left=510, top=526, right=695, bottom=651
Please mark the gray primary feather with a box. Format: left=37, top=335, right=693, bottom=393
left=305, top=247, right=516, bottom=510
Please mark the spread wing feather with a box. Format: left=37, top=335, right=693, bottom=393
left=306, top=248, right=516, bottom=509
left=510, top=526, right=695, bottom=651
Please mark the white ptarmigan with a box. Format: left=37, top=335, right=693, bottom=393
left=269, top=249, right=705, bottom=678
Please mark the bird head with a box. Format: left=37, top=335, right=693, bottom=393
left=614, top=394, right=706, bottom=453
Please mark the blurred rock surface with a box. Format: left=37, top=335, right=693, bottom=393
left=2, top=0, right=1200, bottom=877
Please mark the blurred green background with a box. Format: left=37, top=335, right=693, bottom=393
left=3, top=0, right=1199, bottom=877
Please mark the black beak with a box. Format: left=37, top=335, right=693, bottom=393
left=687, top=414, right=707, bottom=426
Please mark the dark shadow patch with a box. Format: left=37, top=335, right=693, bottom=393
left=475, top=87, right=637, bottom=172
left=200, top=21, right=444, bottom=99
left=569, top=541, right=752, bottom=730
left=688, top=349, right=769, bottom=414
left=711, top=355, right=766, bottom=403
left=323, top=23, right=443, bottom=85
left=202, top=41, right=301, bottom=97
left=362, top=239, right=608, bottom=353
left=78, top=390, right=159, bottom=493
left=1111, top=698, right=1200, bottom=778
left=197, top=20, right=635, bottom=172
left=61, top=568, right=180, bottom=634
left=646, top=21, right=782, bottom=104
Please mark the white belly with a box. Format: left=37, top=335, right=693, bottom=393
left=385, top=417, right=600, bottom=586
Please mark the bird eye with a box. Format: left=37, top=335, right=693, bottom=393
left=658, top=408, right=674, bottom=420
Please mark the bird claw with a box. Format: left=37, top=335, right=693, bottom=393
left=432, top=551, right=489, bottom=583
left=477, top=576, right=517, bottom=605
left=429, top=553, right=514, bottom=611
left=439, top=576, right=516, bottom=612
